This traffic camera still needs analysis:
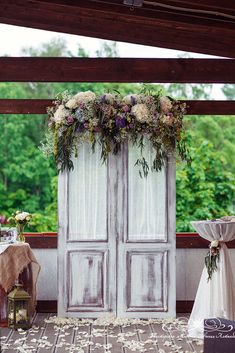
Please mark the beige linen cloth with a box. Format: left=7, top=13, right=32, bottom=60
left=0, top=243, right=41, bottom=314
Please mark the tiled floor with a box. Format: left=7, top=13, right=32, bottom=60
left=0, top=313, right=203, bottom=353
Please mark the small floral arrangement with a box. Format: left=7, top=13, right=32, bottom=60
left=8, top=211, right=32, bottom=242
left=205, top=240, right=221, bottom=281
left=42, top=86, right=188, bottom=176
left=0, top=215, right=8, bottom=225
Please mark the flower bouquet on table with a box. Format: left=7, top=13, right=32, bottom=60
left=205, top=240, right=221, bottom=281
left=8, top=211, right=32, bottom=243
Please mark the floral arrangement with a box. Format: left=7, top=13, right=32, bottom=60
left=205, top=240, right=221, bottom=281
left=42, top=87, right=188, bottom=176
left=0, top=215, right=8, bottom=225
left=8, top=211, right=32, bottom=242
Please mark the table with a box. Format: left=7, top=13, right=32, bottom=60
left=0, top=243, right=40, bottom=327
left=188, top=220, right=235, bottom=338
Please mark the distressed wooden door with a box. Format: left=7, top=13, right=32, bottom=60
left=58, top=143, right=117, bottom=317
left=58, top=142, right=176, bottom=318
left=117, top=143, right=176, bottom=318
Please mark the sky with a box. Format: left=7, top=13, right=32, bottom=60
left=0, top=23, right=225, bottom=98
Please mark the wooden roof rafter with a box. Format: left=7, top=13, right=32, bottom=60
left=1, top=57, right=235, bottom=83
left=0, top=99, right=235, bottom=115
left=1, top=0, right=235, bottom=57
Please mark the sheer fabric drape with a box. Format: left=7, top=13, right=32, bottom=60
left=68, top=143, right=107, bottom=241
left=68, top=141, right=166, bottom=241
left=188, top=221, right=235, bottom=338
left=128, top=142, right=166, bottom=241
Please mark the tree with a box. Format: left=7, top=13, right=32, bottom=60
left=177, top=139, right=235, bottom=231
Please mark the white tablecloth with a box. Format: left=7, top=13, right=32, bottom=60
left=0, top=241, right=19, bottom=255
left=0, top=243, right=13, bottom=255
left=188, top=220, right=235, bottom=338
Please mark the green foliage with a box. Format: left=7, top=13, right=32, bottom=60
left=30, top=176, right=58, bottom=232
left=222, top=84, right=235, bottom=100
left=0, top=38, right=234, bottom=232
left=176, top=138, right=235, bottom=231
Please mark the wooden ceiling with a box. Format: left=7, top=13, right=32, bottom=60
left=1, top=0, right=235, bottom=58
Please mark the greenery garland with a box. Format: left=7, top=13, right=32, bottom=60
left=42, top=86, right=188, bottom=177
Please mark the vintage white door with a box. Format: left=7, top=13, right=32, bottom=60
left=117, top=144, right=176, bottom=318
left=58, top=142, right=176, bottom=318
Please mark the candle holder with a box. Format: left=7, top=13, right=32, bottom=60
left=8, top=284, right=31, bottom=330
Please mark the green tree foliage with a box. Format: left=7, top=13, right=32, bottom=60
left=177, top=138, right=235, bottom=231
left=171, top=83, right=235, bottom=230
left=0, top=39, right=234, bottom=232
left=222, top=84, right=235, bottom=100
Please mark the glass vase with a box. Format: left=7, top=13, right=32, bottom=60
left=16, top=226, right=25, bottom=242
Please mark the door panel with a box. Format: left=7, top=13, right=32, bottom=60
left=67, top=250, right=108, bottom=310
left=126, top=250, right=168, bottom=311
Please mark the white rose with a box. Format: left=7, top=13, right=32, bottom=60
left=54, top=105, right=70, bottom=124
left=15, top=214, right=24, bottom=221
left=159, top=96, right=172, bottom=114
left=15, top=212, right=30, bottom=221
left=211, top=240, right=219, bottom=248
left=65, top=98, right=79, bottom=110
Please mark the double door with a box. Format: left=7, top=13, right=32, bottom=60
left=58, top=143, right=176, bottom=318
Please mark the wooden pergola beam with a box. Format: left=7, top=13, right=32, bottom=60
left=1, top=0, right=235, bottom=57
left=0, top=99, right=234, bottom=115
left=1, top=58, right=235, bottom=83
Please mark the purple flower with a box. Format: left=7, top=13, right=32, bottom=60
left=66, top=115, right=74, bottom=124
left=75, top=126, right=82, bottom=132
left=84, top=122, right=89, bottom=129
left=0, top=215, right=7, bottom=224
left=101, top=94, right=107, bottom=103
left=131, top=96, right=137, bottom=105
left=115, top=116, right=127, bottom=128
left=129, top=123, right=134, bottom=129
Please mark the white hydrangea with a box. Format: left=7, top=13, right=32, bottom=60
left=54, top=104, right=70, bottom=124
left=73, top=91, right=96, bottom=104
left=159, top=96, right=172, bottom=114
left=131, top=104, right=150, bottom=123
left=65, top=98, right=79, bottom=110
